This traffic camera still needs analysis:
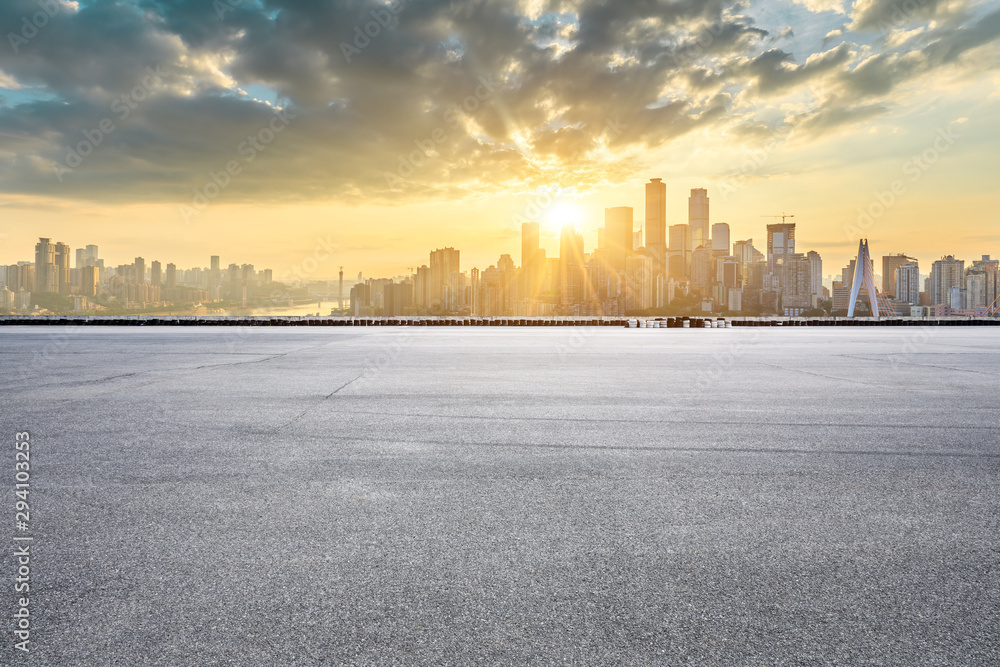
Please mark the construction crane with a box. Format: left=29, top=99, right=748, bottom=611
left=762, top=213, right=795, bottom=224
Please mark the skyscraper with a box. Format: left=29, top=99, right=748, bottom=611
left=150, top=261, right=162, bottom=287
left=625, top=254, right=653, bottom=312
left=667, top=224, right=688, bottom=279
left=710, top=222, right=729, bottom=255
left=807, top=251, right=823, bottom=302
left=895, top=263, right=920, bottom=304
left=930, top=256, right=965, bottom=306
left=603, top=206, right=633, bottom=273
left=766, top=223, right=795, bottom=291
left=165, top=263, right=177, bottom=289
left=134, top=257, right=146, bottom=284
left=783, top=253, right=813, bottom=315
left=34, top=238, right=57, bottom=293
left=645, top=179, right=666, bottom=275
left=54, top=242, right=71, bottom=294
left=559, top=224, right=585, bottom=311
left=881, top=254, right=917, bottom=297
left=688, top=188, right=709, bottom=252
left=521, top=222, right=539, bottom=270
left=971, top=255, right=999, bottom=310
left=429, top=247, right=460, bottom=310
left=81, top=266, right=98, bottom=297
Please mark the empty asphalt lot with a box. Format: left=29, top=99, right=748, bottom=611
left=1, top=326, right=998, bottom=665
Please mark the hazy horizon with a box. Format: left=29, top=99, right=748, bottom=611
left=1, top=0, right=998, bottom=277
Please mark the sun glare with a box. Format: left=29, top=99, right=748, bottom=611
left=543, top=200, right=585, bottom=232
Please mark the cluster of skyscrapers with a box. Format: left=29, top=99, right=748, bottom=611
left=350, top=180, right=827, bottom=317
left=348, top=178, right=998, bottom=318
left=0, top=240, right=273, bottom=313
left=4, top=180, right=997, bottom=318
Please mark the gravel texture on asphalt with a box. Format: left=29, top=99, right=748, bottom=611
left=1, top=327, right=998, bottom=665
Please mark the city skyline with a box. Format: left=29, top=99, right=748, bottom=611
left=0, top=1, right=998, bottom=276
left=6, top=177, right=999, bottom=318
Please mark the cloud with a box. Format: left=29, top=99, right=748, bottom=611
left=0, top=0, right=995, bottom=207
left=791, top=0, right=847, bottom=14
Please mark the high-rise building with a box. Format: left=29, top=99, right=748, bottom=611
left=625, top=254, right=653, bottom=312
left=210, top=255, right=221, bottom=291
left=521, top=222, right=539, bottom=269
left=710, top=222, right=729, bottom=255
left=429, top=247, right=460, bottom=311
left=966, top=272, right=986, bottom=309
left=521, top=222, right=541, bottom=301
left=733, top=239, right=757, bottom=286
left=34, top=238, right=57, bottom=293
left=81, top=266, right=98, bottom=297
left=414, top=265, right=431, bottom=308
left=645, top=179, right=667, bottom=275
left=134, top=257, right=146, bottom=284
left=165, top=263, right=177, bottom=289
left=971, top=255, right=999, bottom=310
left=384, top=282, right=413, bottom=316
left=54, top=242, right=71, bottom=294
left=150, top=261, right=162, bottom=287
left=76, top=248, right=86, bottom=269
left=767, top=224, right=795, bottom=271
left=895, top=263, right=920, bottom=304
left=766, top=224, right=795, bottom=291
left=604, top=206, right=634, bottom=273
left=8, top=264, right=34, bottom=293
left=559, top=224, right=585, bottom=311
left=930, top=256, right=965, bottom=306
left=85, top=245, right=99, bottom=265
left=667, top=224, right=688, bottom=279
left=807, top=251, right=823, bottom=302
left=881, top=254, right=918, bottom=296
left=782, top=253, right=813, bottom=315
left=689, top=247, right=712, bottom=293
left=688, top=188, right=709, bottom=252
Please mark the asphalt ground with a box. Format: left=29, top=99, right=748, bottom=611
left=1, top=326, right=998, bottom=665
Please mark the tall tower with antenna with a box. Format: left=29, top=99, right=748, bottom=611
left=338, top=267, right=344, bottom=312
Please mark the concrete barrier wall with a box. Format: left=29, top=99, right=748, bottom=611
left=0, top=316, right=996, bottom=328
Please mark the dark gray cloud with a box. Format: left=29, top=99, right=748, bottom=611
left=0, top=0, right=995, bottom=205
left=848, top=0, right=952, bottom=32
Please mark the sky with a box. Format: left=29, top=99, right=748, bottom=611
left=1, top=0, right=999, bottom=281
